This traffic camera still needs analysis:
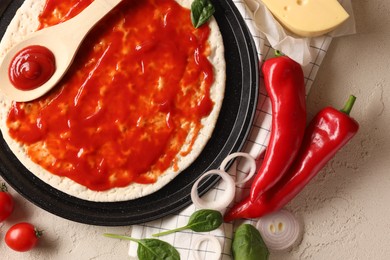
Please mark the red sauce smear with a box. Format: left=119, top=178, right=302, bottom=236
left=8, top=45, right=55, bottom=90
left=6, top=0, right=215, bottom=191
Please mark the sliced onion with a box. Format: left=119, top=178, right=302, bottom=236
left=191, top=169, right=235, bottom=211
left=219, top=152, right=256, bottom=185
left=256, top=209, right=303, bottom=252
left=191, top=235, right=222, bottom=260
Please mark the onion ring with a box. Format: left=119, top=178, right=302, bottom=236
left=256, top=209, right=303, bottom=251
left=191, top=235, right=222, bottom=260
left=191, top=169, right=235, bottom=211
left=219, top=152, right=256, bottom=185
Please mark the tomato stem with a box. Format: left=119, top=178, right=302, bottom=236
left=1, top=182, right=8, bottom=192
left=35, top=228, right=44, bottom=238
left=274, top=50, right=284, bottom=57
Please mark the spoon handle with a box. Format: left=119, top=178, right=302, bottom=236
left=58, top=0, right=122, bottom=45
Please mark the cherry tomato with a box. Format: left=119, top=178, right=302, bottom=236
left=0, top=183, right=14, bottom=222
left=5, top=222, right=43, bottom=252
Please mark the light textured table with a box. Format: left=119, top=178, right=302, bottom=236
left=1, top=0, right=390, bottom=259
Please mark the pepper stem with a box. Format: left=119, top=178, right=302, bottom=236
left=340, top=95, right=357, bottom=115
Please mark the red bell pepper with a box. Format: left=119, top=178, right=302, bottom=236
left=224, top=95, right=359, bottom=222
left=249, top=56, right=306, bottom=201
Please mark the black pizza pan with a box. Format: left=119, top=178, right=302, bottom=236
left=0, top=0, right=259, bottom=226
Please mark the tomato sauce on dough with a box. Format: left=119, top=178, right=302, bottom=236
left=6, top=0, right=215, bottom=191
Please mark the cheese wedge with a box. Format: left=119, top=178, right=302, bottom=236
left=261, top=0, right=349, bottom=37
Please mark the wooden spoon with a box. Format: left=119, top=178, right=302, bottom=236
left=0, top=0, right=122, bottom=102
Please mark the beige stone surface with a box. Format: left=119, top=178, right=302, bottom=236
left=1, top=0, right=390, bottom=259
left=271, top=0, right=390, bottom=259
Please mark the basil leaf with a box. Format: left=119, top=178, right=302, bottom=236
left=187, top=209, right=223, bottom=232
left=103, top=234, right=180, bottom=260
left=152, top=209, right=223, bottom=237
left=191, top=0, right=215, bottom=28
left=137, top=238, right=180, bottom=260
left=232, top=224, right=269, bottom=260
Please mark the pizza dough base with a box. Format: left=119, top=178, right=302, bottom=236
left=0, top=0, right=226, bottom=202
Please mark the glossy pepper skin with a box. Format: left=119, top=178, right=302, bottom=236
left=250, top=56, right=306, bottom=201
left=224, top=96, right=359, bottom=222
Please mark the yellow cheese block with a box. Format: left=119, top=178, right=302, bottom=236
left=261, top=0, right=349, bottom=37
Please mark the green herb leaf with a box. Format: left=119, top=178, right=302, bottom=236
left=152, top=209, right=223, bottom=237
left=104, top=233, right=180, bottom=260
left=137, top=239, right=180, bottom=260
left=232, top=224, right=269, bottom=260
left=191, top=0, right=215, bottom=28
left=187, top=209, right=223, bottom=232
